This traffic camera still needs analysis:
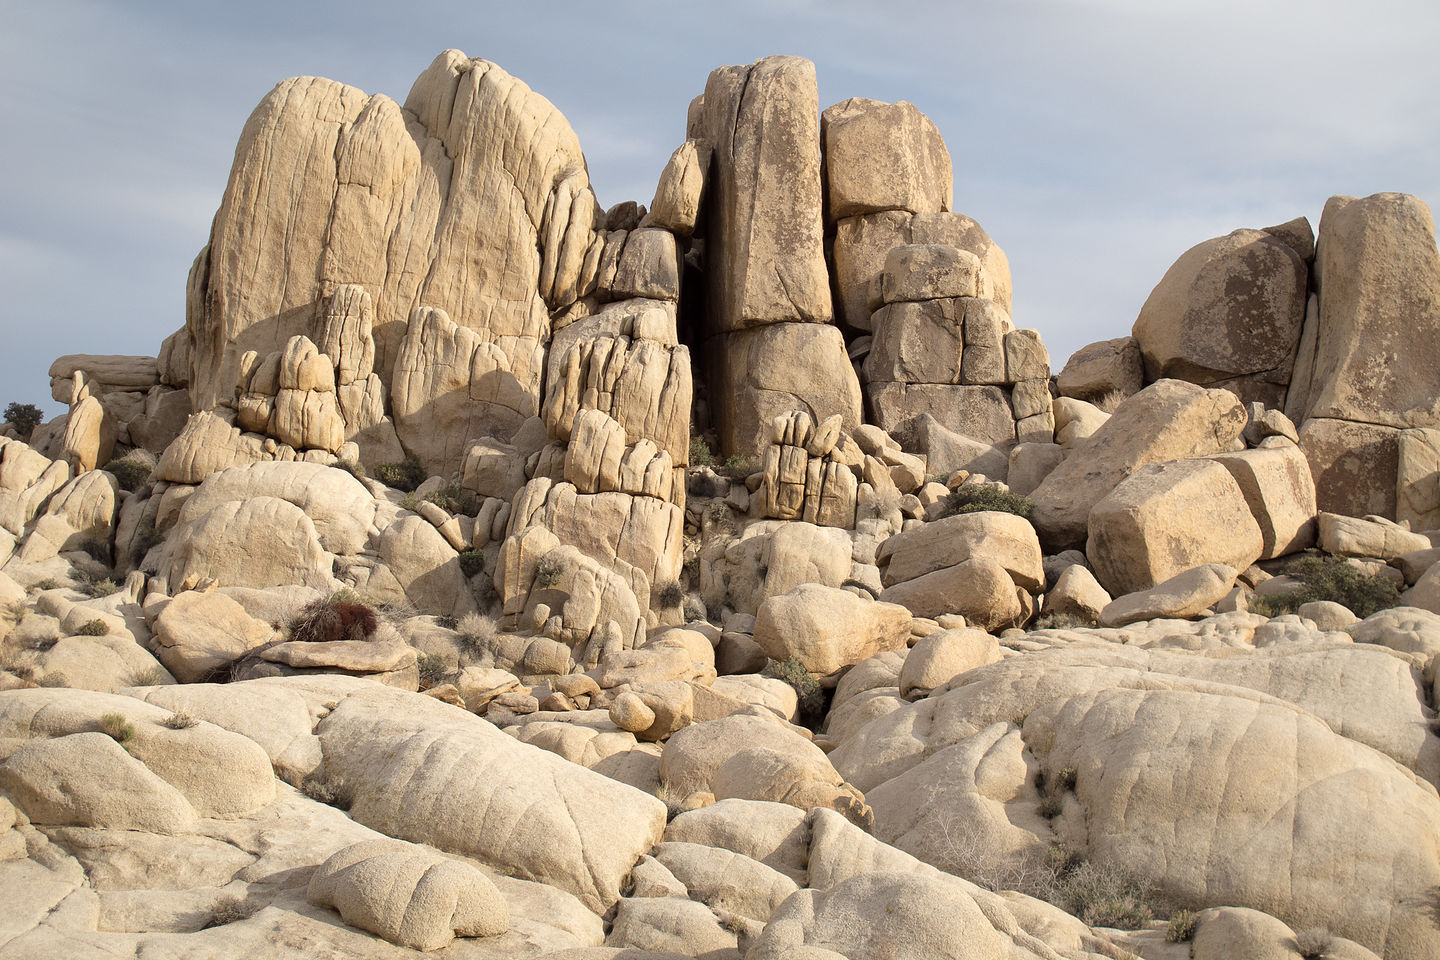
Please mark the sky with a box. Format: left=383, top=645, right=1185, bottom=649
left=2, top=0, right=1438, bottom=418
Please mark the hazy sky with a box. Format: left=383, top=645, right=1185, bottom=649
left=3, top=0, right=1438, bottom=417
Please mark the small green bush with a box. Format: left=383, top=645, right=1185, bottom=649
left=161, top=711, right=200, bottom=729
left=77, top=619, right=110, bottom=636
left=84, top=577, right=119, bottom=599
left=332, top=458, right=365, bottom=480
left=719, top=454, right=757, bottom=479
left=373, top=456, right=426, bottom=492
left=689, top=436, right=716, bottom=468
left=424, top=483, right=479, bottom=515
left=937, top=485, right=1035, bottom=521
left=4, top=402, right=43, bottom=441
left=99, top=712, right=135, bottom=745
left=30, top=578, right=63, bottom=593
left=134, top=518, right=163, bottom=557
left=398, top=493, right=422, bottom=512
left=1166, top=908, right=1198, bottom=943
left=534, top=554, right=564, bottom=589
left=1251, top=554, right=1402, bottom=619
left=102, top=449, right=157, bottom=492
left=763, top=657, right=826, bottom=729
left=458, top=549, right=487, bottom=579
left=1294, top=927, right=1332, bottom=958
left=416, top=652, right=448, bottom=689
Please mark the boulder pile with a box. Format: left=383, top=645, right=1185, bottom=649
left=0, top=48, right=1438, bottom=960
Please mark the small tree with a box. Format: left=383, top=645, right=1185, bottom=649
left=4, top=402, right=43, bottom=441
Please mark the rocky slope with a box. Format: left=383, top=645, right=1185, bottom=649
left=1, top=49, right=1439, bottom=960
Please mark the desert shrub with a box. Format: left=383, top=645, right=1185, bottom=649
left=1294, top=927, right=1332, bottom=958
left=655, top=580, right=684, bottom=608
left=1031, top=611, right=1094, bottom=631
left=456, top=613, right=499, bottom=650
left=1251, top=554, right=1402, bottom=619
left=458, top=549, right=486, bottom=579
left=289, top=593, right=380, bottom=644
left=763, top=657, right=826, bottom=728
left=4, top=402, right=43, bottom=441
left=1166, top=908, right=1198, bottom=943
left=37, top=671, right=70, bottom=687
left=161, top=711, right=200, bottom=729
left=102, top=448, right=157, bottom=492
left=416, top=652, right=448, bottom=689
left=1037, top=794, right=1064, bottom=819
left=332, top=458, right=365, bottom=480
left=689, top=436, right=716, bottom=468
left=30, top=578, right=63, bottom=592
left=423, top=483, right=479, bottom=515
left=373, top=456, right=426, bottom=492
left=928, top=813, right=1062, bottom=900
left=301, top=772, right=351, bottom=810
left=77, top=619, right=110, bottom=636
left=99, top=712, right=135, bottom=745
left=719, top=454, right=757, bottom=479
left=27, top=635, right=57, bottom=652
left=937, top=485, right=1035, bottom=521
left=534, top=554, right=564, bottom=589
left=1094, top=389, right=1128, bottom=414
left=126, top=666, right=169, bottom=687
left=84, top=577, right=119, bottom=599
left=204, top=895, right=255, bottom=928
left=398, top=493, right=422, bottom=512
left=134, top=517, right=163, bottom=557
left=3, top=601, right=27, bottom=624
left=1058, top=860, right=1156, bottom=930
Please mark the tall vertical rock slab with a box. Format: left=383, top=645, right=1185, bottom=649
left=694, top=56, right=859, bottom=454
left=696, top=56, right=832, bottom=331
left=1288, top=193, right=1440, bottom=517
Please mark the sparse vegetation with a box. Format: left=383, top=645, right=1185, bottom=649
left=161, top=711, right=200, bottom=729
left=423, top=483, right=479, bottom=515
left=76, top=619, right=110, bottom=636
left=3, top=601, right=27, bottom=624
left=689, top=435, right=716, bottom=468
left=937, top=485, right=1035, bottom=521
left=203, top=895, right=256, bottom=928
left=458, top=549, right=486, bottom=579
left=4, top=402, right=43, bottom=441
left=534, top=554, right=564, bottom=589
left=416, top=652, right=448, bottom=689
left=134, top=517, right=163, bottom=557
left=301, top=771, right=351, bottom=810
left=719, top=454, right=757, bottom=479
left=289, top=591, right=380, bottom=644
left=102, top=448, right=157, bottom=492
left=655, top=580, right=684, bottom=608
left=126, top=666, right=170, bottom=687
left=1031, top=611, right=1094, bottom=631
left=30, top=578, right=63, bottom=593
left=1250, top=554, right=1402, bottom=619
left=1294, top=927, right=1333, bottom=958
left=373, top=456, right=426, bottom=492
left=763, top=657, right=825, bottom=728
left=83, top=576, right=119, bottom=598
left=99, top=712, right=135, bottom=746
left=332, top=458, right=365, bottom=480
left=27, top=635, right=58, bottom=652
left=1058, top=860, right=1157, bottom=930
left=1094, top=389, right=1128, bottom=414
left=1166, top=908, right=1198, bottom=942
left=456, top=613, right=499, bottom=650
left=398, top=493, right=422, bottom=512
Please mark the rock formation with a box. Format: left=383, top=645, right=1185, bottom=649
left=1, top=47, right=1438, bottom=960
